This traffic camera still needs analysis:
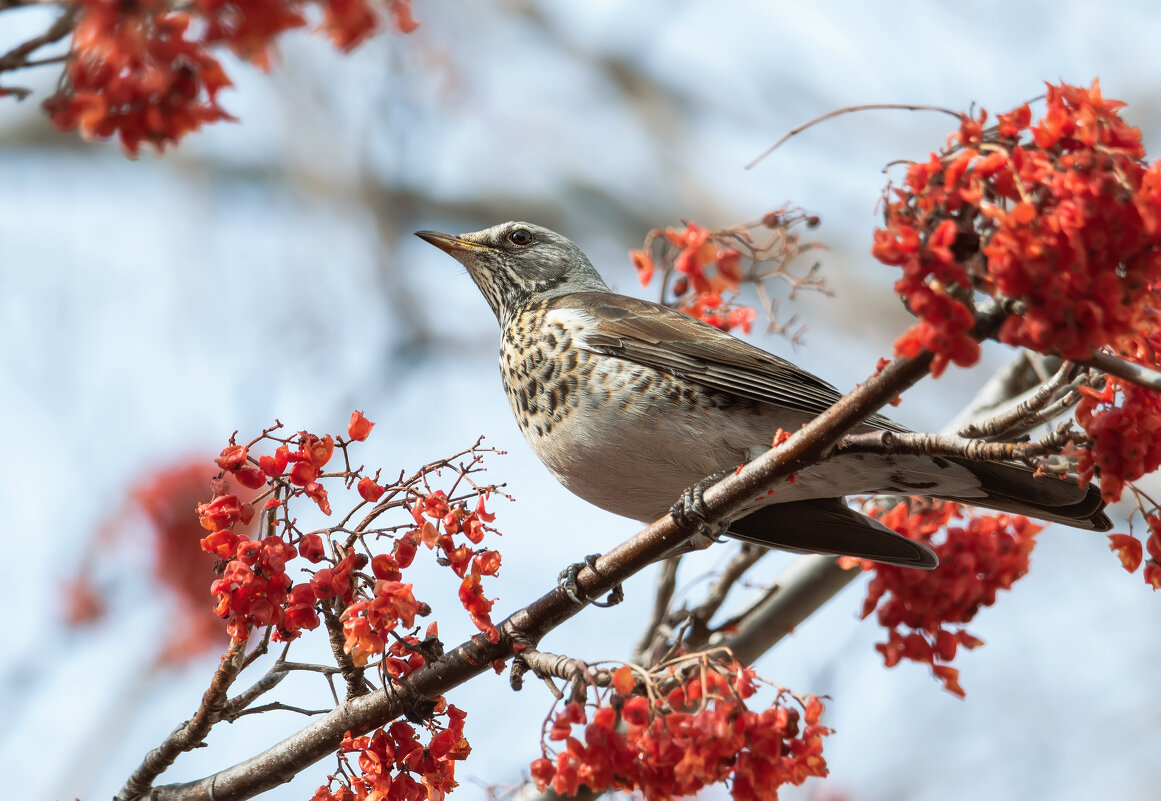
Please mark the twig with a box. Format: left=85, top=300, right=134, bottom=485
left=1085, top=350, right=1161, bottom=392
left=631, top=556, right=680, bottom=667
left=715, top=555, right=862, bottom=665
left=115, top=640, right=247, bottom=801
left=745, top=103, right=963, bottom=169
left=0, top=6, right=77, bottom=73
left=683, top=544, right=767, bottom=651
left=227, top=702, right=330, bottom=720
left=957, top=360, right=1079, bottom=440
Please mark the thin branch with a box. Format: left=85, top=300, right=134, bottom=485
left=957, top=359, right=1079, bottom=440
left=1085, top=350, right=1161, bottom=392
left=221, top=669, right=290, bottom=722
left=115, top=640, right=247, bottom=801
left=631, top=556, right=680, bottom=667
left=227, top=702, right=330, bottom=720
left=0, top=6, right=77, bottom=73
left=716, top=555, right=862, bottom=665
left=745, top=103, right=963, bottom=169
left=683, top=544, right=767, bottom=651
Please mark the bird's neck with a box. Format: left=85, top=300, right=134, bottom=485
left=498, top=276, right=611, bottom=329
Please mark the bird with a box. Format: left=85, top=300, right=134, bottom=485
left=416, top=221, right=1111, bottom=572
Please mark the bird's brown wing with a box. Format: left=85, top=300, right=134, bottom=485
left=566, top=292, right=907, bottom=433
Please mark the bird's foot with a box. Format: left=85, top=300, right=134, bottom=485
left=558, top=554, right=624, bottom=608
left=670, top=470, right=734, bottom=541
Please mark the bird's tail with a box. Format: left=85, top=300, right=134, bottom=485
left=726, top=499, right=939, bottom=569
left=938, top=457, right=1111, bottom=531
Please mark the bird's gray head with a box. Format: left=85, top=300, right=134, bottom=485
left=415, top=221, right=610, bottom=324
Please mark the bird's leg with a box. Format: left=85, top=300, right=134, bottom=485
left=557, top=554, right=625, bottom=608
left=670, top=469, right=735, bottom=541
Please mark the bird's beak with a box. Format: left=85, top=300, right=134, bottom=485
left=415, top=230, right=487, bottom=254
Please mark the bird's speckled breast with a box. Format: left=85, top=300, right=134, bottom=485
left=499, top=301, right=587, bottom=439
left=498, top=302, right=766, bottom=520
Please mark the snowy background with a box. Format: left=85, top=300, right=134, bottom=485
left=2, top=1, right=1159, bottom=799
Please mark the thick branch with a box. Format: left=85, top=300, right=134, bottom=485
left=834, top=429, right=1066, bottom=463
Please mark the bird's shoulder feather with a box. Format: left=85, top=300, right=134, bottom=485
left=549, top=292, right=906, bottom=432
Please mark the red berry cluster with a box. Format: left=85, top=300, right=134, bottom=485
left=197, top=413, right=504, bottom=653
left=858, top=501, right=1042, bottom=696
left=873, top=80, right=1161, bottom=376
left=530, top=655, right=830, bottom=800
left=631, top=221, right=753, bottom=333
left=1108, top=519, right=1161, bottom=591
left=45, top=4, right=234, bottom=156
left=1076, top=337, right=1161, bottom=505
left=630, top=211, right=823, bottom=337
left=43, top=0, right=417, bottom=154
left=312, top=702, right=470, bottom=801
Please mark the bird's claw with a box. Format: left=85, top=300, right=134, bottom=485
left=670, top=470, right=733, bottom=540
left=557, top=553, right=624, bottom=608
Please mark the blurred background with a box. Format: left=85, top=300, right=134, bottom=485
left=2, top=1, right=1160, bottom=799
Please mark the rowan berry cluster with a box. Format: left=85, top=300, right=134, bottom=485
left=855, top=501, right=1041, bottom=696
left=313, top=702, right=470, bottom=801
left=874, top=80, right=1161, bottom=376
left=630, top=210, right=825, bottom=338
left=529, top=652, right=830, bottom=800
left=41, top=0, right=418, bottom=154
left=198, top=413, right=503, bottom=657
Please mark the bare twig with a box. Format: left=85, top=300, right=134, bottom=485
left=227, top=702, right=330, bottom=720
left=683, top=544, right=767, bottom=651
left=221, top=669, right=290, bottom=722
left=115, top=640, right=247, bottom=801
left=0, top=6, right=76, bottom=73
left=957, top=360, right=1080, bottom=440
left=1085, top=350, right=1161, bottom=393
left=716, top=555, right=862, bottom=665
left=631, top=556, right=680, bottom=667
left=746, top=103, right=963, bottom=169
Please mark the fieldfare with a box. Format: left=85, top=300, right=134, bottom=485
left=417, top=221, right=1110, bottom=570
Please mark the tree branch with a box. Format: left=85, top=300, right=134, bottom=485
left=1085, top=350, right=1161, bottom=392
left=115, top=640, right=247, bottom=801
left=716, top=555, right=862, bottom=665
left=0, top=6, right=76, bottom=74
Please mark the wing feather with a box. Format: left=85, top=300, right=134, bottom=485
left=558, top=292, right=906, bottom=432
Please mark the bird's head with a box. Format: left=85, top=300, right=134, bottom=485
left=416, top=222, right=610, bottom=324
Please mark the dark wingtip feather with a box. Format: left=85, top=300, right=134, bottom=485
left=727, top=499, right=939, bottom=570
left=945, top=458, right=1111, bottom=531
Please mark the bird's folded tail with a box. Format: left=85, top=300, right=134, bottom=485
left=940, top=457, right=1111, bottom=531
left=726, top=498, right=939, bottom=570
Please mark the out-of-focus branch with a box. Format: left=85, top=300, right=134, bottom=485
left=0, top=5, right=76, bottom=97
left=715, top=555, right=861, bottom=665
left=631, top=555, right=679, bottom=666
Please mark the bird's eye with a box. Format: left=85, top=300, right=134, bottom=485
left=508, top=229, right=533, bottom=246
